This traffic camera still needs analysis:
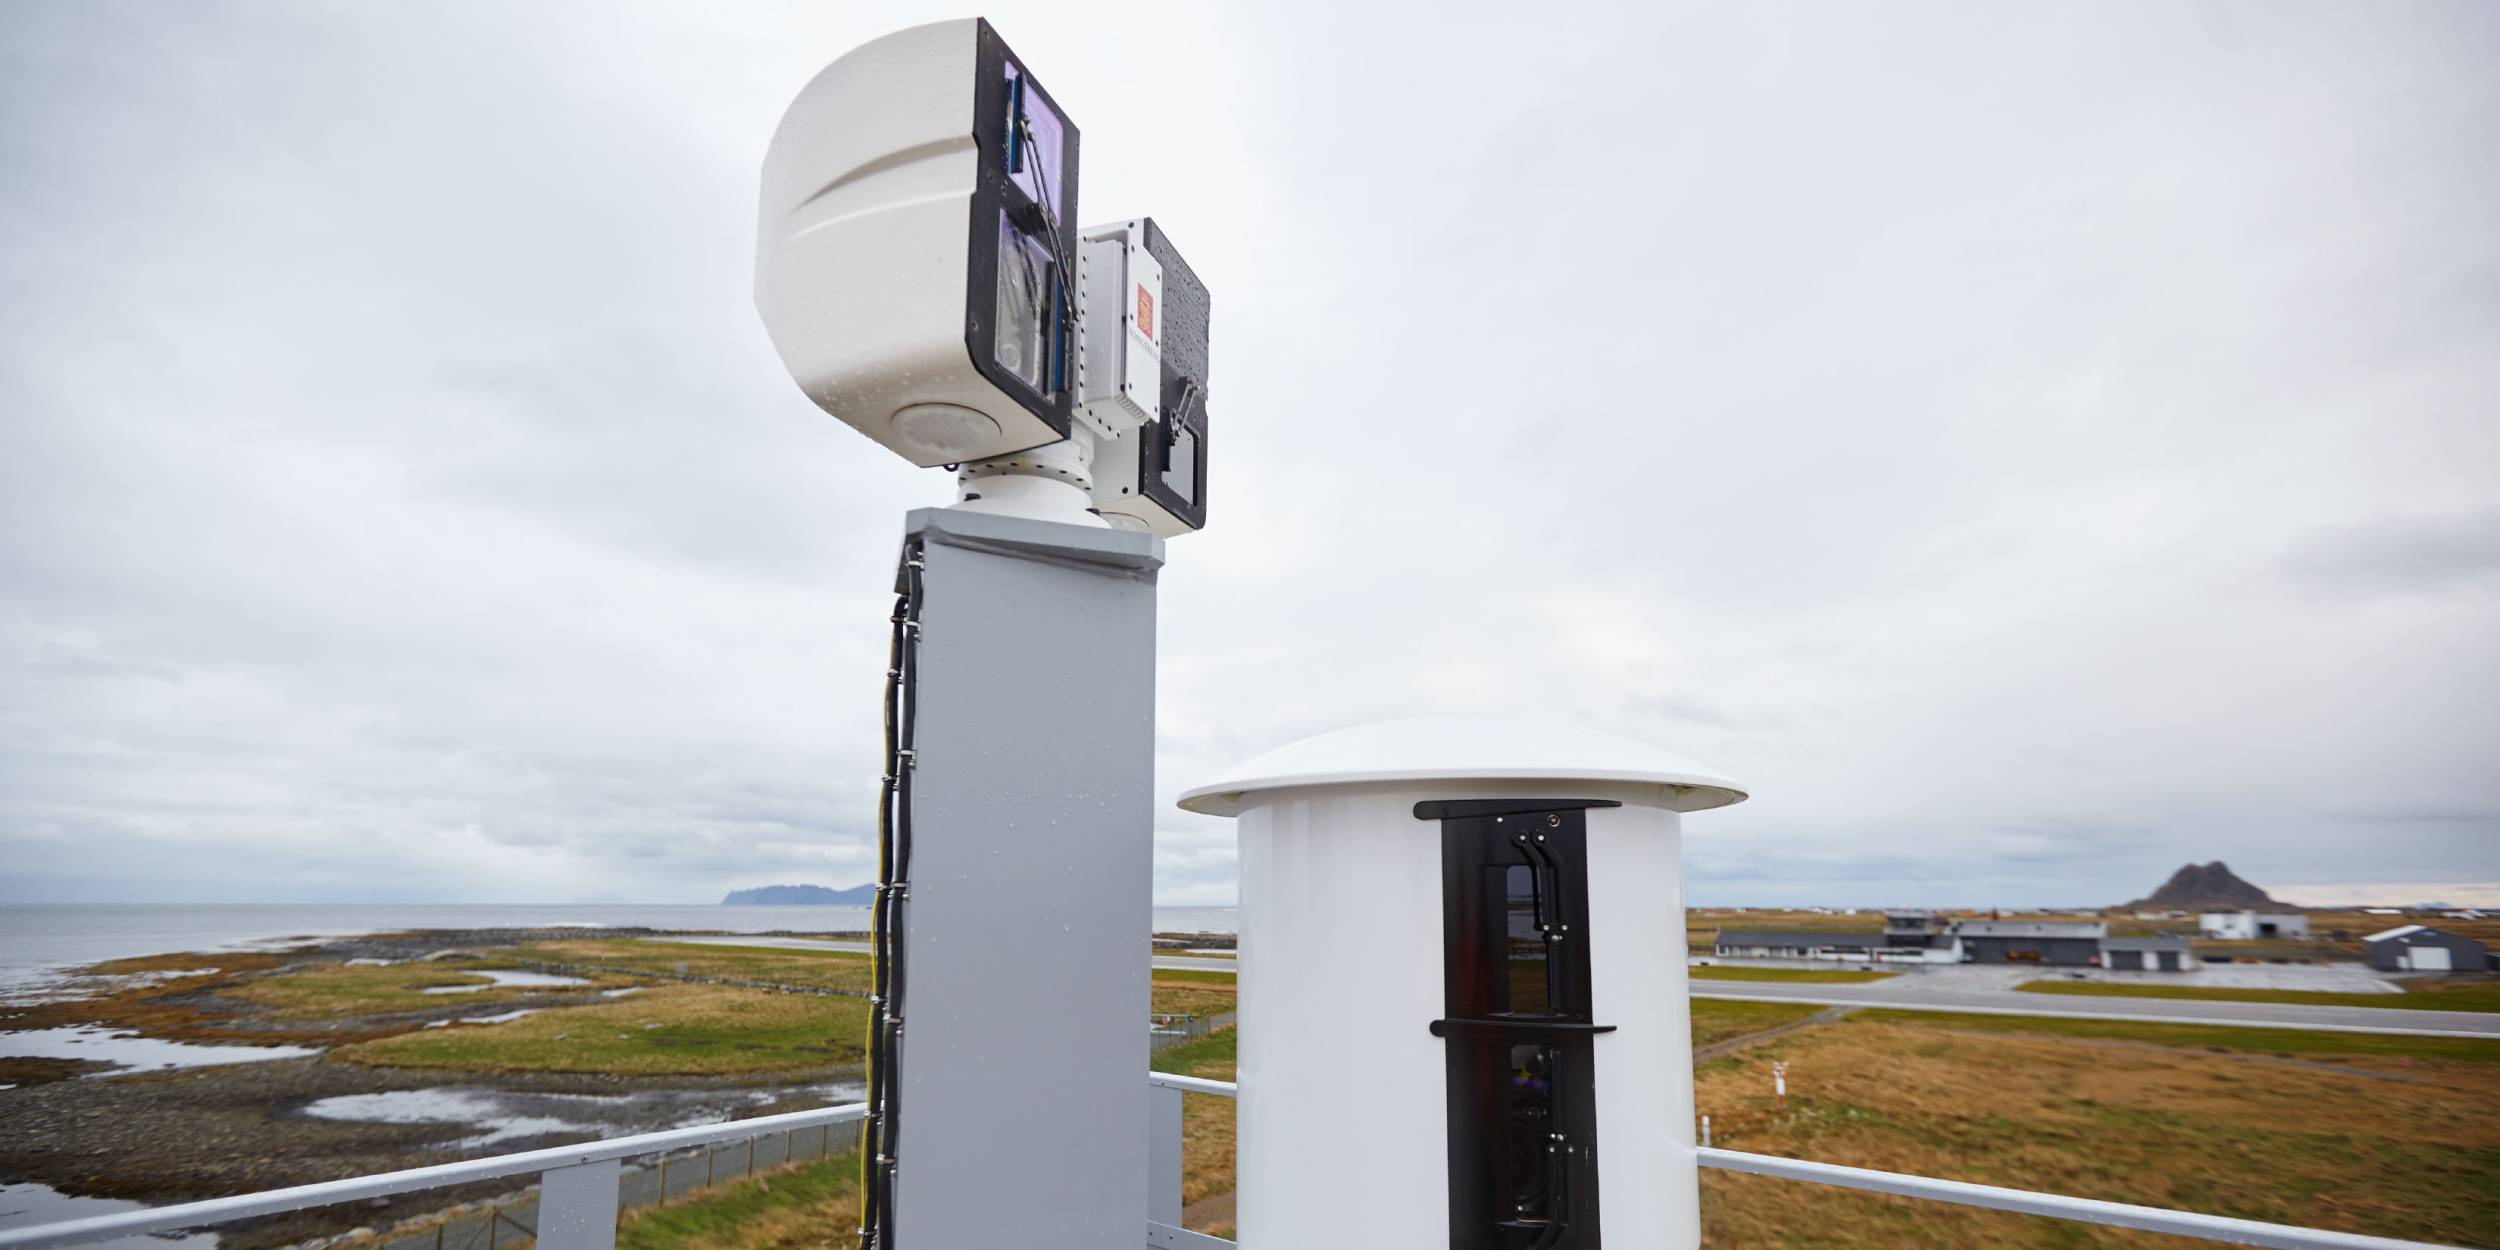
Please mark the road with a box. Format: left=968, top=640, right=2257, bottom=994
left=655, top=936, right=2499, bottom=1038
left=1690, top=980, right=2500, bottom=1039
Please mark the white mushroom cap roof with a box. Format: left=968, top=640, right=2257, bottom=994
left=1177, top=714, right=1748, bottom=817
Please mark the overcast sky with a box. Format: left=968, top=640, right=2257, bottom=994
left=3, top=1, right=2495, bottom=910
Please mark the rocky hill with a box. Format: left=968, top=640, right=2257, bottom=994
left=2124, top=861, right=2282, bottom=911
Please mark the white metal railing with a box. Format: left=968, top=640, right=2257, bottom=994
left=0, top=1104, right=865, bottom=1250
left=0, top=1075, right=2471, bottom=1250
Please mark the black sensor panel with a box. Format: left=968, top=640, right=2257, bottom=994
left=1430, top=802, right=1606, bottom=1250
left=961, top=19, right=1080, bottom=449
left=1137, top=218, right=1208, bottom=531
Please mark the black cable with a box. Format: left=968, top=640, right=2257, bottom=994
left=858, top=540, right=921, bottom=1250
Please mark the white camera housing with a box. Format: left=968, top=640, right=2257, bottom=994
left=755, top=18, right=1081, bottom=468
left=1078, top=218, right=1209, bottom=536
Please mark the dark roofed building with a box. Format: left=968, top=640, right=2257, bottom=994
left=1713, top=930, right=1885, bottom=959
left=2363, top=925, right=2493, bottom=973
left=1953, top=920, right=2106, bottom=966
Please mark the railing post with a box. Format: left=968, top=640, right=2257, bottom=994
left=536, top=1159, right=622, bottom=1250
left=1148, top=1082, right=1183, bottom=1229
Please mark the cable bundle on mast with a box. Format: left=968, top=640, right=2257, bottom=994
left=858, top=539, right=922, bottom=1249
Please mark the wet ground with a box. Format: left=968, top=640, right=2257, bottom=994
left=0, top=1054, right=863, bottom=1250
left=0, top=928, right=865, bottom=1250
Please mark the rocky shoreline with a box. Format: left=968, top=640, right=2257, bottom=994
left=0, top=928, right=867, bottom=1249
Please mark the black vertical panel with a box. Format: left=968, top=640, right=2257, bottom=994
left=1137, top=218, right=1209, bottom=531
left=961, top=19, right=1079, bottom=445
left=1425, top=800, right=1613, bottom=1250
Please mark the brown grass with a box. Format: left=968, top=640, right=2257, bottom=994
left=1694, top=1016, right=2500, bottom=1247
left=225, top=962, right=638, bottom=1020
left=503, top=940, right=874, bottom=994
left=0, top=951, right=368, bottom=1046
left=1151, top=980, right=1237, bottom=1019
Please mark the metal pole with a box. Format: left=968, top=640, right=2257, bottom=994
left=1148, top=1083, right=1183, bottom=1228
left=536, top=1160, right=622, bottom=1250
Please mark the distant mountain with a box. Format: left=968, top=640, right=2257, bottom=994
left=720, top=883, right=876, bottom=906
left=2123, top=861, right=2282, bottom=911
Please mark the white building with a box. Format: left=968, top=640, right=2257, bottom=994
left=2198, top=911, right=2309, bottom=941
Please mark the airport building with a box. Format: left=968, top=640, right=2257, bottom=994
left=2199, top=911, right=2310, bottom=940
left=2363, top=924, right=2493, bottom=973
left=1712, top=916, right=2197, bottom=970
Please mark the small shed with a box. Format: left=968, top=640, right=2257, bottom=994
left=2364, top=925, right=2492, bottom=973
left=2101, top=936, right=2195, bottom=972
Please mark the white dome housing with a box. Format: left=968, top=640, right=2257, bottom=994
left=756, top=18, right=1082, bottom=467
left=1181, top=715, right=1747, bottom=1250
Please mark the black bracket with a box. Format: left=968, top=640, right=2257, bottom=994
left=1429, top=1018, right=1619, bottom=1039
left=1412, top=798, right=1622, bottom=822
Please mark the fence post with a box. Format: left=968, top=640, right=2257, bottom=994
left=537, top=1159, right=623, bottom=1250
left=1148, top=1082, right=1183, bottom=1228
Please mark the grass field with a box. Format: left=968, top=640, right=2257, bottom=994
left=1696, top=1013, right=2500, bottom=1248
left=225, top=962, right=636, bottom=1019
left=615, top=1150, right=864, bottom=1250
left=1848, top=1008, right=2500, bottom=1065
left=1692, top=966, right=1898, bottom=984
left=1150, top=981, right=1238, bottom=1019
left=338, top=984, right=869, bottom=1075
left=610, top=1145, right=865, bottom=1250
left=506, top=939, right=876, bottom=994
left=1693, top=1000, right=1829, bottom=1049
left=1150, top=967, right=1237, bottom=985
left=1151, top=1027, right=1240, bottom=1214
left=2016, top=977, right=2500, bottom=1013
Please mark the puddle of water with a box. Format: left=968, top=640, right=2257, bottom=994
left=422, top=1009, right=538, bottom=1030
left=1, top=1181, right=218, bottom=1249
left=302, top=1090, right=596, bottom=1147
left=301, top=1082, right=867, bottom=1150
left=600, top=987, right=642, bottom=998
left=0, top=1027, right=318, bottom=1075
left=419, top=970, right=588, bottom=995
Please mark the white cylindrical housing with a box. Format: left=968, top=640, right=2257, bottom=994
left=1180, top=716, right=1746, bottom=1250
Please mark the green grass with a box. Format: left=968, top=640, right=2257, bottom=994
left=228, top=961, right=631, bottom=1018
left=1149, top=967, right=1238, bottom=985
left=1851, top=1008, right=2500, bottom=1065
left=615, top=1151, right=862, bottom=1250
left=1151, top=1025, right=1238, bottom=1075
left=1691, top=999, right=1827, bottom=1049
left=1692, top=965, right=1898, bottom=984
left=2014, top=978, right=2500, bottom=1013
left=339, top=985, right=869, bottom=1075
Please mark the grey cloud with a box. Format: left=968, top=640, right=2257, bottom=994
left=5, top=1, right=2498, bottom=908
left=2281, top=508, right=2500, bottom=596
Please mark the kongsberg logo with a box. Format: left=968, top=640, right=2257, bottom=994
left=1136, top=284, right=1156, bottom=342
